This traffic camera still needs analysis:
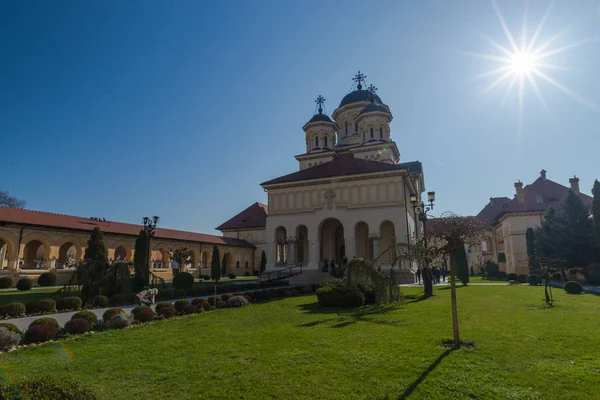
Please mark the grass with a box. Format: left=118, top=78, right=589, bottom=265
left=0, top=287, right=65, bottom=305
left=1, top=285, right=598, bottom=399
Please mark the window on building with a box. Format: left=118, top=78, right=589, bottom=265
left=370, top=127, right=374, bottom=138
left=363, top=132, right=365, bottom=142
left=535, top=193, right=543, bottom=203
left=315, top=137, right=319, bottom=147
left=380, top=127, right=383, bottom=138
left=236, top=261, right=240, bottom=269
left=345, top=121, right=348, bottom=135
left=324, top=136, right=328, bottom=147
left=245, top=261, right=249, bottom=269
left=355, top=123, right=358, bottom=133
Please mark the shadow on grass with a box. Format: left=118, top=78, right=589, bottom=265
left=403, top=294, right=433, bottom=304
left=397, top=349, right=452, bottom=400
left=438, top=284, right=468, bottom=291
left=296, top=303, right=404, bottom=328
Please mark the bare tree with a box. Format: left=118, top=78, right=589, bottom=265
left=170, top=247, right=193, bottom=274
left=0, top=190, right=26, bottom=208
left=425, top=213, right=490, bottom=349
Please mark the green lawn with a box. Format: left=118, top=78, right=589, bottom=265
left=0, top=287, right=65, bottom=305
left=1, top=285, right=598, bottom=399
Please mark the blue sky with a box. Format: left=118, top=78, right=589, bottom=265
left=1, top=0, right=599, bottom=235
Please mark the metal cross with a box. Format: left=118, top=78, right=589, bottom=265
left=353, top=71, right=367, bottom=90
left=315, top=95, right=325, bottom=114
left=368, top=84, right=378, bottom=94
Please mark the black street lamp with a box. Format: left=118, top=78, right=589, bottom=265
left=410, top=191, right=436, bottom=296
left=143, top=216, right=159, bottom=269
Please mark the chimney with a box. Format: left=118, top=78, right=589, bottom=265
left=489, top=197, right=495, bottom=207
left=514, top=181, right=524, bottom=204
left=540, top=169, right=547, bottom=180
left=569, top=175, right=580, bottom=195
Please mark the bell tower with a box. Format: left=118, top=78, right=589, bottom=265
left=296, top=95, right=338, bottom=170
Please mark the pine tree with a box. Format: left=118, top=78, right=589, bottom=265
left=221, top=254, right=227, bottom=277
left=84, top=227, right=108, bottom=262
left=526, top=228, right=538, bottom=273
left=593, top=180, right=600, bottom=247
left=210, top=246, right=220, bottom=282
left=260, top=250, right=267, bottom=273
left=133, top=229, right=150, bottom=289
left=456, top=244, right=469, bottom=286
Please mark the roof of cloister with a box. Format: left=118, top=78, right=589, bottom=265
left=261, top=154, right=422, bottom=186
left=0, top=207, right=254, bottom=248
left=216, top=202, right=268, bottom=231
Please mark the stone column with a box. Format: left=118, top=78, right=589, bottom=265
left=308, top=240, right=319, bottom=270
left=286, top=237, right=296, bottom=266
left=345, top=237, right=356, bottom=260
left=369, top=233, right=381, bottom=263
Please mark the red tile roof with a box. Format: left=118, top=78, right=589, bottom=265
left=0, top=207, right=253, bottom=248
left=475, top=197, right=511, bottom=223
left=476, top=176, right=593, bottom=224
left=261, top=153, right=421, bottom=186
left=216, top=202, right=268, bottom=231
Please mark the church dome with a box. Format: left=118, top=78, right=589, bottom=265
left=306, top=113, right=333, bottom=124
left=339, top=90, right=382, bottom=107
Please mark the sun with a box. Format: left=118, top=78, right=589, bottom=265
left=509, top=51, right=537, bottom=75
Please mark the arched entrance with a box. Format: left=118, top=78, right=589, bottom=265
left=274, top=226, right=287, bottom=265
left=222, top=252, right=231, bottom=275
left=23, top=240, right=49, bottom=269
left=379, top=220, right=396, bottom=264
left=114, top=246, right=127, bottom=262
left=295, top=225, right=308, bottom=265
left=319, top=218, right=345, bottom=265
left=152, top=248, right=169, bottom=269
left=201, top=251, right=209, bottom=269
left=58, top=242, right=79, bottom=269
left=0, top=239, right=10, bottom=269
left=354, top=221, right=370, bottom=259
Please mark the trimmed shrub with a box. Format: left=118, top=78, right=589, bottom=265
left=0, top=277, right=13, bottom=289
left=135, top=309, right=155, bottom=323
left=157, top=306, right=175, bottom=318
left=0, top=327, right=20, bottom=351
left=202, top=275, right=211, bottom=281
left=109, top=294, right=128, bottom=306
left=527, top=274, right=541, bottom=286
left=207, top=296, right=220, bottom=306
left=228, top=273, right=236, bottom=279
left=497, top=271, right=507, bottom=279
left=221, top=293, right=232, bottom=302
left=0, top=323, right=21, bottom=335
left=517, top=274, right=528, bottom=283
left=25, top=299, right=56, bottom=314
left=564, top=281, right=583, bottom=294
left=174, top=288, right=186, bottom=298
left=30, top=317, right=59, bottom=330
left=102, top=308, right=126, bottom=323
left=155, top=302, right=174, bottom=313
left=244, top=271, right=251, bottom=276
left=317, top=278, right=342, bottom=289
left=65, top=318, right=91, bottom=335
left=0, top=376, right=97, bottom=400
left=25, top=301, right=40, bottom=315
left=92, top=295, right=109, bottom=308
left=507, top=273, right=518, bottom=281
left=201, top=302, right=212, bottom=311
left=172, top=272, right=194, bottom=290
left=107, top=315, right=130, bottom=330
left=131, top=305, right=152, bottom=317
left=215, top=300, right=227, bottom=308
left=23, top=324, right=57, bottom=344
left=181, top=303, right=197, bottom=314
left=316, top=285, right=365, bottom=308
left=71, top=311, right=98, bottom=325
left=191, top=297, right=207, bottom=306
left=2, top=302, right=25, bottom=317
left=174, top=299, right=190, bottom=313
left=485, top=262, right=499, bottom=277
left=158, top=288, right=176, bottom=300
left=228, top=296, right=249, bottom=308
left=37, top=272, right=57, bottom=287
left=16, top=278, right=33, bottom=291
left=61, top=297, right=83, bottom=311
left=552, top=272, right=563, bottom=281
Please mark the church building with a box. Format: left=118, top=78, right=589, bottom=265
left=219, top=72, right=426, bottom=276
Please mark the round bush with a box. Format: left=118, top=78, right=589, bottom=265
left=181, top=303, right=197, bottom=314
left=71, top=310, right=98, bottom=325
left=207, top=296, right=220, bottom=306
left=60, top=296, right=83, bottom=311
left=0, top=376, right=97, bottom=400
left=507, top=273, right=518, bottom=281
left=201, top=302, right=212, bottom=311
left=172, top=272, right=194, bottom=290
left=497, top=271, right=507, bottom=279
left=155, top=302, right=175, bottom=313
left=174, top=299, right=190, bottom=313
left=131, top=305, right=152, bottom=316
left=0, top=277, right=13, bottom=289
left=220, top=293, right=232, bottom=302
left=92, top=295, right=109, bottom=308
left=0, top=327, right=21, bottom=351
left=109, top=294, right=128, bottom=306
left=25, top=301, right=40, bottom=315
left=134, top=309, right=155, bottom=323
left=157, top=306, right=175, bottom=318
left=23, top=324, right=57, bottom=344
left=564, top=281, right=583, bottom=294
left=107, top=314, right=130, bottom=330
left=202, top=275, right=210, bottom=281
left=16, top=278, right=33, bottom=291
left=29, top=317, right=59, bottom=330
left=2, top=302, right=25, bottom=317
left=527, top=274, right=541, bottom=286
left=517, top=274, right=528, bottom=283
left=191, top=297, right=207, bottom=306
left=102, top=308, right=127, bottom=323
left=37, top=272, right=57, bottom=287
left=65, top=318, right=91, bottom=335
left=174, top=288, right=186, bottom=298
left=228, top=295, right=249, bottom=308
left=228, top=273, right=236, bottom=279
left=215, top=300, right=227, bottom=308
left=316, top=285, right=366, bottom=308
left=0, top=323, right=21, bottom=335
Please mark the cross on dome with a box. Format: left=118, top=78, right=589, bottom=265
left=368, top=84, right=378, bottom=94
left=315, top=95, right=326, bottom=114
left=353, top=71, right=367, bottom=90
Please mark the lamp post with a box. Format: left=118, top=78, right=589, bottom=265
left=411, top=191, right=435, bottom=296
left=143, top=216, right=159, bottom=269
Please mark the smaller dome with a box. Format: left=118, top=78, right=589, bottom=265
left=306, top=113, right=333, bottom=124
left=359, top=103, right=389, bottom=115
left=339, top=90, right=382, bottom=107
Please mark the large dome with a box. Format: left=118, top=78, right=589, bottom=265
left=359, top=103, right=389, bottom=115
left=306, top=113, right=333, bottom=124
left=339, top=90, right=382, bottom=107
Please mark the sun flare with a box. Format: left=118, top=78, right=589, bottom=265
left=509, top=51, right=537, bottom=75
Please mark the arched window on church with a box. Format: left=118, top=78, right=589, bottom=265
left=355, top=123, right=358, bottom=133
left=363, top=132, right=365, bottom=142
left=345, top=121, right=348, bottom=135
left=370, top=127, right=374, bottom=139
left=380, top=127, right=383, bottom=138
left=324, top=136, right=328, bottom=148
left=315, top=137, right=319, bottom=147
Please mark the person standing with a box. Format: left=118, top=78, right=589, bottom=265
left=441, top=267, right=447, bottom=283
left=416, top=267, right=422, bottom=284
left=434, top=267, right=441, bottom=284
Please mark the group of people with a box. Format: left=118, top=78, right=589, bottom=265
left=322, top=257, right=348, bottom=279
left=415, top=266, right=448, bottom=285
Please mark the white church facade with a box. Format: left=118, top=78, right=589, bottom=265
left=218, top=72, right=427, bottom=275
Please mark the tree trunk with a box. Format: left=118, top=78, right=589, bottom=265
left=449, top=253, right=460, bottom=349
left=423, top=266, right=433, bottom=297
